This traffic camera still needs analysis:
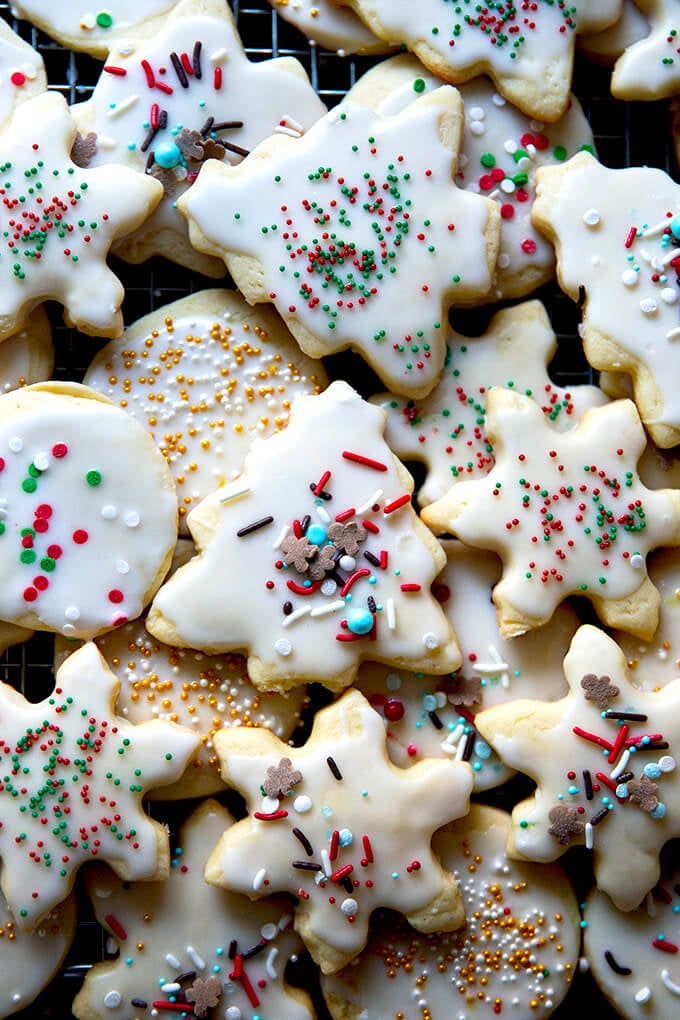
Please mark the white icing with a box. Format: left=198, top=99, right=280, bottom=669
left=0, top=23, right=46, bottom=127
left=266, top=0, right=387, bottom=54
left=13, top=0, right=179, bottom=49
left=0, top=890, right=76, bottom=1016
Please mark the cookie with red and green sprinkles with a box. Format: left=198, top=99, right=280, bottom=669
left=178, top=87, right=501, bottom=400
left=0, top=91, right=161, bottom=342
left=611, top=0, right=680, bottom=99
left=339, top=0, right=622, bottom=121
left=0, top=18, right=46, bottom=129
left=371, top=299, right=608, bottom=509
left=421, top=389, right=680, bottom=641
left=0, top=382, right=178, bottom=640
left=347, top=55, right=596, bottom=301
left=0, top=640, right=199, bottom=931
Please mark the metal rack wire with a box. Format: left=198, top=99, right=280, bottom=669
left=0, top=1, right=675, bottom=1016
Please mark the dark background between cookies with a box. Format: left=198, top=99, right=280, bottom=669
left=0, top=2, right=674, bottom=1017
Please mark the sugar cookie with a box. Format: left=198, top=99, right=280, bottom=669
left=0, top=18, right=46, bottom=127
left=72, top=798, right=314, bottom=1020
left=268, top=0, right=390, bottom=55
left=0, top=886, right=77, bottom=1019
left=476, top=623, right=680, bottom=912
left=532, top=150, right=680, bottom=448
left=372, top=300, right=607, bottom=508
left=0, top=306, right=54, bottom=395
left=356, top=540, right=575, bottom=791
left=147, top=380, right=461, bottom=693
left=83, top=289, right=327, bottom=534
left=611, top=0, right=680, bottom=99
left=55, top=540, right=310, bottom=801
left=421, top=389, right=680, bottom=641
left=322, top=804, right=581, bottom=1020
left=0, top=92, right=161, bottom=341
left=0, top=382, right=178, bottom=640
left=178, top=88, right=500, bottom=399
left=584, top=872, right=680, bottom=1019
left=578, top=0, right=648, bottom=65
left=347, top=56, right=596, bottom=301
left=72, top=0, right=326, bottom=275
left=206, top=687, right=473, bottom=974
left=0, top=640, right=199, bottom=930
left=338, top=0, right=622, bottom=121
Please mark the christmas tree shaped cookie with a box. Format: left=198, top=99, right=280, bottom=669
left=422, top=390, right=680, bottom=640
left=476, top=624, right=680, bottom=912
left=178, top=88, right=500, bottom=398
left=206, top=687, right=473, bottom=974
left=0, top=641, right=199, bottom=930
left=147, top=381, right=461, bottom=693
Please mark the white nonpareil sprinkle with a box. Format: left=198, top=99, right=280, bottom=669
left=582, top=209, right=600, bottom=227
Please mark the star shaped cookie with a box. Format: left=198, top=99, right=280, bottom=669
left=267, top=0, right=389, bottom=55
left=421, top=389, right=680, bottom=640
left=0, top=91, right=161, bottom=341
left=611, top=0, right=680, bottom=99
left=178, top=88, right=500, bottom=398
left=72, top=0, right=326, bottom=275
left=0, top=18, right=46, bottom=128
left=339, top=0, right=622, bottom=121
left=0, top=641, right=199, bottom=930
left=72, top=798, right=313, bottom=1020
left=476, top=624, right=680, bottom=911
left=373, top=300, right=608, bottom=507
left=533, top=150, right=680, bottom=448
left=205, top=687, right=473, bottom=974
left=147, top=381, right=461, bottom=693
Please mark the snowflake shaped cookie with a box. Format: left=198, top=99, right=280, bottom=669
left=421, top=389, right=680, bottom=640
left=206, top=688, right=473, bottom=974
left=340, top=0, right=622, bottom=120
left=147, top=381, right=461, bottom=693
left=0, top=641, right=199, bottom=930
left=72, top=0, right=326, bottom=275
left=356, top=540, right=574, bottom=791
left=178, top=89, right=500, bottom=398
left=533, top=150, right=680, bottom=448
left=611, top=0, right=680, bottom=99
left=0, top=91, right=161, bottom=341
left=476, top=624, right=680, bottom=911
left=373, top=300, right=608, bottom=507
left=72, top=799, right=313, bottom=1020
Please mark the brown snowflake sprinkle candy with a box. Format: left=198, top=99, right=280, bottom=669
left=626, top=776, right=659, bottom=813
left=327, top=521, right=367, bottom=556
left=263, top=756, right=303, bottom=799
left=185, top=975, right=222, bottom=1017
left=548, top=805, right=585, bottom=846
left=581, top=673, right=620, bottom=711
left=70, top=130, right=98, bottom=167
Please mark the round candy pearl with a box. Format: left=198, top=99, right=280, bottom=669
left=671, top=214, right=680, bottom=240
left=346, top=607, right=373, bottom=635
left=154, top=142, right=182, bottom=168
left=306, top=523, right=327, bottom=545
left=384, top=698, right=405, bottom=722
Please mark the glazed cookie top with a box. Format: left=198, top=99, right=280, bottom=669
left=0, top=92, right=161, bottom=340
left=0, top=641, right=199, bottom=930
left=72, top=799, right=314, bottom=1020
left=321, top=804, right=580, bottom=1020
left=584, top=871, right=680, bottom=1020
left=421, top=389, right=680, bottom=641
left=341, top=0, right=622, bottom=120
left=476, top=624, right=680, bottom=912
left=533, top=151, right=680, bottom=448
left=0, top=19, right=46, bottom=128
left=0, top=305, right=54, bottom=395
left=348, top=57, right=596, bottom=301
left=612, top=0, right=680, bottom=99
left=178, top=89, right=500, bottom=399
left=72, top=0, right=326, bottom=273
left=206, top=687, right=473, bottom=974
left=0, top=383, right=178, bottom=639
left=83, top=290, right=327, bottom=533
left=267, top=0, right=390, bottom=55
left=147, top=380, right=461, bottom=693
left=0, top=886, right=77, bottom=1020
left=373, top=300, right=608, bottom=507
left=356, top=540, right=575, bottom=791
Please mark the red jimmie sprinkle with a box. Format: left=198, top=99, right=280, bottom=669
left=253, top=809, right=288, bottom=821
left=342, top=450, right=388, bottom=472
left=624, top=226, right=637, bottom=248
left=104, top=913, right=127, bottom=940
left=103, top=65, right=127, bottom=76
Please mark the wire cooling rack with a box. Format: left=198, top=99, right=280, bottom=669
left=0, top=1, right=676, bottom=1017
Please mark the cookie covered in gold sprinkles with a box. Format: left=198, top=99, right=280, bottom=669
left=321, top=804, right=580, bottom=1020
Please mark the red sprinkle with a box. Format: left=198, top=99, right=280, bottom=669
left=342, top=451, right=388, bottom=472
left=329, top=829, right=340, bottom=861
left=399, top=583, right=421, bottom=592
left=652, top=939, right=678, bottom=954
left=141, top=59, right=156, bottom=88
left=104, top=914, right=127, bottom=940
left=10, top=71, right=26, bottom=86
left=253, top=810, right=288, bottom=821
left=624, top=226, right=637, bottom=248
left=383, top=494, right=411, bottom=515
left=72, top=530, right=89, bottom=545
left=331, top=863, right=354, bottom=882
left=214, top=66, right=223, bottom=90
left=312, top=470, right=331, bottom=495
left=340, top=569, right=370, bottom=597
left=52, top=443, right=68, bottom=458
left=103, top=65, right=127, bottom=76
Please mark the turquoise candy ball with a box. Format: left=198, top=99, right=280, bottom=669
left=346, top=607, right=373, bottom=635
left=306, top=523, right=327, bottom=546
left=670, top=214, right=680, bottom=240
left=154, top=142, right=182, bottom=169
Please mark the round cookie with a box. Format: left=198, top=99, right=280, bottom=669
left=0, top=306, right=54, bottom=395
left=71, top=0, right=326, bottom=275
left=55, top=540, right=310, bottom=801
left=355, top=540, right=575, bottom=791
left=0, top=18, right=46, bottom=128
left=0, top=382, right=177, bottom=640
left=72, top=798, right=314, bottom=1020
left=612, top=0, right=680, bottom=100
left=584, top=872, right=680, bottom=1019
left=321, top=803, right=581, bottom=1020
left=348, top=56, right=596, bottom=301
left=268, top=0, right=391, bottom=55
left=83, top=289, right=327, bottom=534
left=0, top=885, right=77, bottom=1019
